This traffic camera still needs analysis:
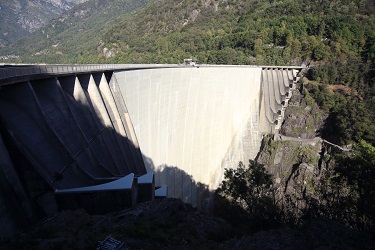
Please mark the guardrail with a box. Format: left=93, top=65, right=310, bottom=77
left=0, top=64, right=179, bottom=85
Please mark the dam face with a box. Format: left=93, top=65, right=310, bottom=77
left=0, top=64, right=301, bottom=237
left=114, top=66, right=300, bottom=208
left=115, top=67, right=264, bottom=207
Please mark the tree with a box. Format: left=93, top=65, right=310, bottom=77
left=313, top=43, right=328, bottom=61
left=335, top=140, right=375, bottom=229
left=217, top=160, right=276, bottom=219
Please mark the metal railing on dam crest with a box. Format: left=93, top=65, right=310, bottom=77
left=0, top=64, right=179, bottom=86
left=0, top=64, right=304, bottom=238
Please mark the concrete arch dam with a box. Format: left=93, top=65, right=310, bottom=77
left=0, top=64, right=302, bottom=237
left=114, top=66, right=301, bottom=208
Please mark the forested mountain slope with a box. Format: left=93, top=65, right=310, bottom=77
left=2, top=0, right=374, bottom=67
left=0, top=0, right=150, bottom=62
left=99, top=0, right=375, bottom=66
left=0, top=0, right=88, bottom=47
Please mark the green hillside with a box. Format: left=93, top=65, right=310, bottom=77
left=0, top=0, right=150, bottom=63
left=100, top=0, right=375, bottom=66
left=2, top=0, right=374, bottom=66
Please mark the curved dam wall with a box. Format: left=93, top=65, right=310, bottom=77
left=114, top=66, right=300, bottom=209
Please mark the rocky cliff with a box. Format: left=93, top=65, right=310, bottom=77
left=257, top=84, right=332, bottom=221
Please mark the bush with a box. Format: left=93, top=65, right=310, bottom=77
left=216, top=160, right=279, bottom=221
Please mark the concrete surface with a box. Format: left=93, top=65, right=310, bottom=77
left=114, top=66, right=300, bottom=208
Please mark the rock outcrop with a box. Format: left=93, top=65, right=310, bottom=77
left=257, top=89, right=329, bottom=220
left=280, top=89, right=327, bottom=139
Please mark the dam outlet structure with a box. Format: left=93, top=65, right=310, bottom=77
left=0, top=64, right=303, bottom=237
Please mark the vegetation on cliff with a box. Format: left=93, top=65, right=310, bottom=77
left=217, top=140, right=375, bottom=232
left=217, top=84, right=375, bottom=234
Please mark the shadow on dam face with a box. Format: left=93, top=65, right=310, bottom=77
left=143, top=154, right=212, bottom=212
left=0, top=70, right=212, bottom=239
left=0, top=65, right=301, bottom=238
